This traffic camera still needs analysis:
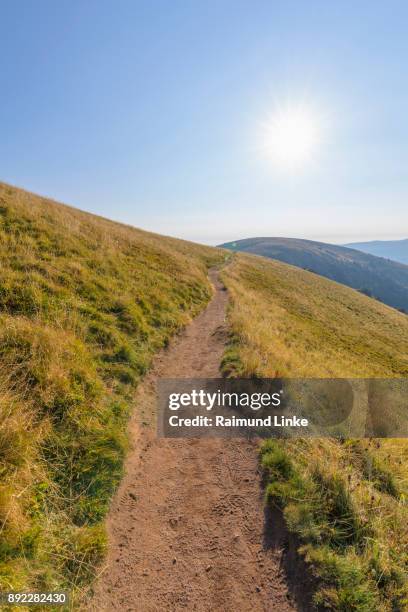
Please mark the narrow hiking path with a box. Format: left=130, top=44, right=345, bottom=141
left=89, top=270, right=296, bottom=612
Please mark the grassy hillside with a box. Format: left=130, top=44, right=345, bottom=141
left=344, top=238, right=408, bottom=266
left=220, top=237, right=408, bottom=313
left=221, top=254, right=408, bottom=611
left=2, top=181, right=407, bottom=610
left=0, top=182, right=224, bottom=603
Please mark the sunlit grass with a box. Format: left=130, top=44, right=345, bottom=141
left=222, top=253, right=408, bottom=610
left=0, top=182, right=225, bottom=606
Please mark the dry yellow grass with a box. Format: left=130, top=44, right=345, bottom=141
left=221, top=253, right=408, bottom=378
left=0, top=182, right=225, bottom=604
left=222, top=254, right=408, bottom=610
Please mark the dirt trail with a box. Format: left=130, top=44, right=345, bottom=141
left=89, top=270, right=296, bottom=612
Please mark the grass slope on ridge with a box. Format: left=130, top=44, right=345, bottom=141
left=0, top=182, right=225, bottom=602
left=220, top=236, right=408, bottom=313
left=221, top=253, right=408, bottom=378
left=221, top=254, right=408, bottom=611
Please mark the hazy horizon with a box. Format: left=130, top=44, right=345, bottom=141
left=3, top=178, right=407, bottom=247
left=1, top=1, right=408, bottom=244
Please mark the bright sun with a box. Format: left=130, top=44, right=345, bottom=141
left=262, top=105, right=321, bottom=170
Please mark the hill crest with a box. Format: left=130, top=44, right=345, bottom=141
left=219, top=236, right=408, bottom=312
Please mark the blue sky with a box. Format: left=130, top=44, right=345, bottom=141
left=1, top=0, right=408, bottom=244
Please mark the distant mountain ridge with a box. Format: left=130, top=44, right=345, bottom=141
left=344, top=238, right=408, bottom=265
left=219, top=236, right=408, bottom=312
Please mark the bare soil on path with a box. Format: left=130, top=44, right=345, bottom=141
left=89, top=270, right=296, bottom=612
